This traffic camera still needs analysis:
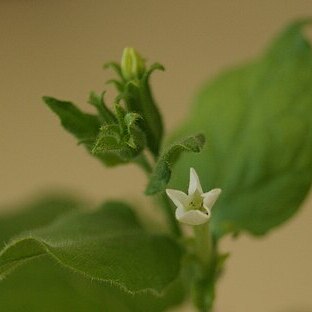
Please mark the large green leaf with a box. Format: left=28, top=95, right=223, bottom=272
left=0, top=196, right=185, bottom=311
left=0, top=201, right=183, bottom=294
left=170, top=20, right=312, bottom=237
left=0, top=257, right=184, bottom=312
left=0, top=194, right=82, bottom=250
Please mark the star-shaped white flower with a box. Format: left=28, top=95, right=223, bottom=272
left=166, top=168, right=221, bottom=226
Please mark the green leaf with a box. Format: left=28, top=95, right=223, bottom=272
left=104, top=61, right=125, bottom=82
left=0, top=194, right=82, bottom=250
left=92, top=114, right=146, bottom=161
left=0, top=195, right=185, bottom=311
left=43, top=96, right=125, bottom=166
left=92, top=124, right=123, bottom=151
left=121, top=67, right=164, bottom=157
left=0, top=257, right=185, bottom=312
left=0, top=201, right=183, bottom=294
left=170, top=19, right=312, bottom=237
left=88, top=91, right=117, bottom=124
left=43, top=96, right=100, bottom=147
left=145, top=134, right=205, bottom=195
left=107, top=55, right=165, bottom=157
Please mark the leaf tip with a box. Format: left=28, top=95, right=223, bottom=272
left=42, top=96, right=53, bottom=105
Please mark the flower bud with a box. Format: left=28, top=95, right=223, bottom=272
left=121, top=47, right=145, bottom=80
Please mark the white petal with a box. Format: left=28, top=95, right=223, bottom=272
left=202, top=188, right=222, bottom=210
left=175, top=206, right=186, bottom=219
left=175, top=209, right=210, bottom=225
left=166, top=189, right=188, bottom=208
left=188, top=167, right=203, bottom=195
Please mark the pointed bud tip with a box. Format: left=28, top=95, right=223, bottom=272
left=121, top=47, right=145, bottom=81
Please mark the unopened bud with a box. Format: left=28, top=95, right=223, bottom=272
left=121, top=47, right=145, bottom=80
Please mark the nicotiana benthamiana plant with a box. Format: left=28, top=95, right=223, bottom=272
left=1, top=19, right=312, bottom=312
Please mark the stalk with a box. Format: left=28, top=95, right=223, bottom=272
left=135, top=153, right=181, bottom=237
left=159, top=192, right=182, bottom=237
left=192, top=223, right=216, bottom=312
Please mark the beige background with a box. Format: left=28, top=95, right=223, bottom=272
left=1, top=1, right=312, bottom=311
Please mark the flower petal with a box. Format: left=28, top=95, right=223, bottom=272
left=175, top=206, right=186, bottom=219
left=166, top=189, right=188, bottom=208
left=188, top=167, right=203, bottom=195
left=175, top=209, right=210, bottom=225
left=202, top=188, right=222, bottom=210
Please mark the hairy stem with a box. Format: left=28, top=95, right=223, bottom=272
left=193, top=224, right=212, bottom=267
left=135, top=153, right=181, bottom=237
left=158, top=192, right=182, bottom=237
left=192, top=223, right=216, bottom=312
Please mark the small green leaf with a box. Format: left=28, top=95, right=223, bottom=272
left=43, top=96, right=125, bottom=166
left=143, top=62, right=165, bottom=80
left=107, top=52, right=165, bottom=157
left=124, top=80, right=163, bottom=157
left=0, top=201, right=183, bottom=294
left=88, top=91, right=117, bottom=124
left=103, top=61, right=125, bottom=82
left=92, top=109, right=146, bottom=161
left=124, top=113, right=146, bottom=150
left=92, top=124, right=122, bottom=151
left=145, top=134, right=205, bottom=195
left=170, top=19, right=312, bottom=237
left=43, top=96, right=100, bottom=147
left=112, top=58, right=165, bottom=158
left=106, top=78, right=124, bottom=92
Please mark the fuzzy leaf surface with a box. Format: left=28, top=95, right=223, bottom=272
left=0, top=201, right=182, bottom=294
left=43, top=96, right=124, bottom=166
left=145, top=134, right=205, bottom=195
left=0, top=195, right=82, bottom=250
left=0, top=257, right=186, bottom=312
left=0, top=196, right=185, bottom=311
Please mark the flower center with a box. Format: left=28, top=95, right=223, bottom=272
left=187, top=191, right=206, bottom=213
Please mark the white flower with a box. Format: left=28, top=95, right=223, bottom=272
left=166, top=168, right=221, bottom=226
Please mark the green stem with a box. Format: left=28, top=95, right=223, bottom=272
left=193, top=223, right=213, bottom=267
left=192, top=223, right=216, bottom=312
left=159, top=192, right=182, bottom=237
left=134, top=153, right=181, bottom=237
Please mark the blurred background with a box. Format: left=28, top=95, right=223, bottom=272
left=0, top=1, right=312, bottom=311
